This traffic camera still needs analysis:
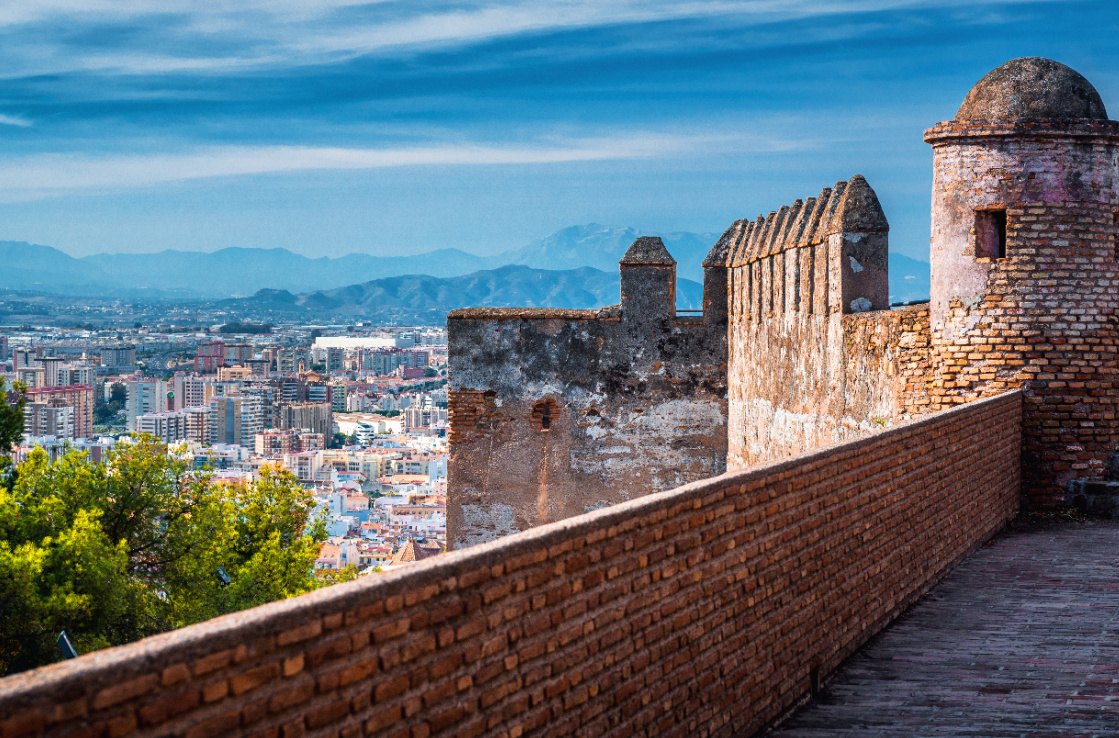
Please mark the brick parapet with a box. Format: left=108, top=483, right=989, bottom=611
left=0, top=391, right=1021, bottom=737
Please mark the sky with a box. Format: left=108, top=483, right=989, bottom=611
left=0, top=0, right=1117, bottom=262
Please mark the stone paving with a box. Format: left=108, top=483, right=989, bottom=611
left=770, top=518, right=1119, bottom=737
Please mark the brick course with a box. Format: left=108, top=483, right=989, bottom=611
left=0, top=391, right=1020, bottom=738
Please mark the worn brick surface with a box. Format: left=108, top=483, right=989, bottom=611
left=924, top=114, right=1119, bottom=507
left=0, top=392, right=1020, bottom=738
left=446, top=238, right=729, bottom=550
left=723, top=176, right=901, bottom=469
left=773, top=518, right=1119, bottom=736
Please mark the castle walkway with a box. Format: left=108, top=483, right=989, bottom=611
left=772, top=517, right=1119, bottom=737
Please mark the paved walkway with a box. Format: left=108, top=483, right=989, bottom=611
left=771, top=518, right=1119, bottom=737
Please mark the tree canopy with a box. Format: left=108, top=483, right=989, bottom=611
left=0, top=437, right=352, bottom=675
left=0, top=378, right=25, bottom=456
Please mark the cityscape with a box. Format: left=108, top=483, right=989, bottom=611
left=1, top=323, right=450, bottom=574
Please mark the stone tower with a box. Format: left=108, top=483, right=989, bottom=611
left=924, top=57, right=1119, bottom=505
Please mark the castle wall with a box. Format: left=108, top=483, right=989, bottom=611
left=925, top=122, right=1119, bottom=505
left=447, top=304, right=726, bottom=550
left=0, top=391, right=1021, bottom=738
left=722, top=177, right=930, bottom=469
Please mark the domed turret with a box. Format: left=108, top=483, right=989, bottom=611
left=924, top=58, right=1119, bottom=506
left=954, top=57, right=1107, bottom=122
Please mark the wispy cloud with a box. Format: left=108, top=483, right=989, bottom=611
left=0, top=0, right=1059, bottom=76
left=0, top=114, right=31, bottom=127
left=0, top=134, right=709, bottom=198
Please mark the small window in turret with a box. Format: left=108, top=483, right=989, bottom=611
left=975, top=208, right=1007, bottom=260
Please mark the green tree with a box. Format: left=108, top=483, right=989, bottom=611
left=0, top=378, right=26, bottom=455
left=94, top=382, right=127, bottom=425
left=162, top=465, right=333, bottom=627
left=0, top=439, right=339, bottom=675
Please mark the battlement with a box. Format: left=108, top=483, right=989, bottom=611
left=717, top=176, right=886, bottom=267
left=716, top=175, right=889, bottom=319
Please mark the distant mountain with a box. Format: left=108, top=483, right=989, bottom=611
left=494, top=224, right=717, bottom=282
left=0, top=241, right=495, bottom=299
left=888, top=253, right=931, bottom=304
left=227, top=265, right=706, bottom=323
left=85, top=247, right=495, bottom=297
left=0, top=226, right=930, bottom=304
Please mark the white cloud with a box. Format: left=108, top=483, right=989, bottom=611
left=0, top=134, right=698, bottom=198
left=0, top=0, right=1058, bottom=76
left=0, top=113, right=31, bottom=127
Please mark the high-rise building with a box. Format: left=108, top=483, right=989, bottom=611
left=125, top=380, right=170, bottom=431
left=173, top=374, right=210, bottom=410
left=13, top=348, right=42, bottom=371
left=275, top=349, right=307, bottom=374
left=183, top=406, right=212, bottom=445
left=15, top=367, right=45, bottom=388
left=194, top=341, right=225, bottom=372
left=331, top=384, right=347, bottom=412
left=26, top=384, right=94, bottom=438
left=0, top=335, right=8, bottom=362
left=218, top=366, right=253, bottom=382
left=136, top=411, right=190, bottom=444
left=255, top=429, right=295, bottom=457
left=99, top=346, right=136, bottom=372
left=223, top=343, right=253, bottom=365
left=280, top=402, right=333, bottom=438
left=306, top=383, right=332, bottom=405
left=49, top=362, right=95, bottom=388
left=209, top=394, right=264, bottom=447
left=245, top=359, right=271, bottom=378
left=325, top=347, right=345, bottom=373
left=24, top=398, right=75, bottom=438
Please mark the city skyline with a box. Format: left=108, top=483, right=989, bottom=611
left=0, top=1, right=1116, bottom=262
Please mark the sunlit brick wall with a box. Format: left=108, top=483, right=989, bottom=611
left=0, top=391, right=1020, bottom=738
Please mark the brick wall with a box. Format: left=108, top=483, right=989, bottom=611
left=447, top=296, right=727, bottom=550
left=925, top=121, right=1119, bottom=505
left=723, top=176, right=916, bottom=470
left=0, top=391, right=1021, bottom=738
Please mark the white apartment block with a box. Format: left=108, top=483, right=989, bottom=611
left=136, top=411, right=190, bottom=444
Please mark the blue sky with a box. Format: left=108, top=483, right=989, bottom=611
left=0, top=0, right=1116, bottom=262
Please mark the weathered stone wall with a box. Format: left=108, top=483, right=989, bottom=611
left=0, top=391, right=1021, bottom=738
left=446, top=300, right=727, bottom=550
left=721, top=176, right=929, bottom=469
left=925, top=120, right=1119, bottom=505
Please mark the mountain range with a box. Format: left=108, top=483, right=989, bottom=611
left=0, top=224, right=930, bottom=319
left=0, top=225, right=718, bottom=299
left=229, top=265, right=706, bottom=323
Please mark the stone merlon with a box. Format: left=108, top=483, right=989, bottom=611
left=619, top=236, right=676, bottom=265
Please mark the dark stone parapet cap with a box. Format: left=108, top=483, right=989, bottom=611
left=448, top=307, right=599, bottom=321
left=620, top=236, right=675, bottom=266
left=924, top=119, right=1119, bottom=144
